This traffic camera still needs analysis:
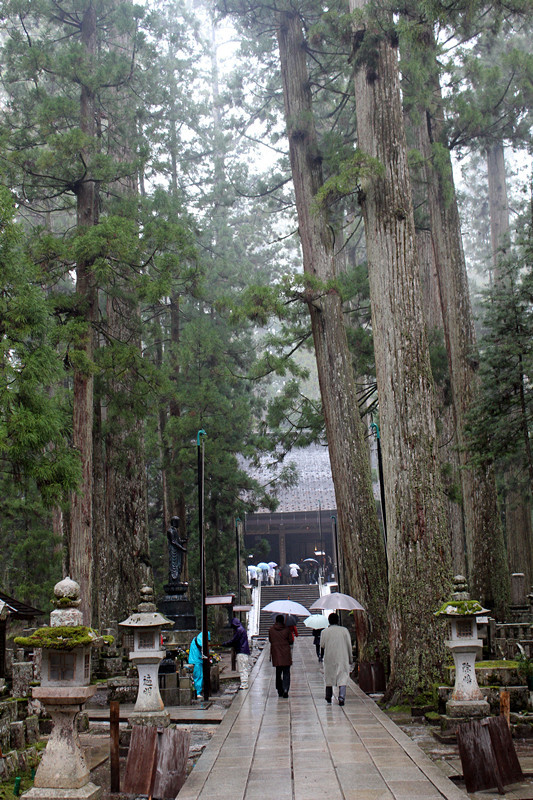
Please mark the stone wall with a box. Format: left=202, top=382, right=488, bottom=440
left=0, top=697, right=42, bottom=780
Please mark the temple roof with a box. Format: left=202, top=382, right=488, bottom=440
left=252, top=443, right=337, bottom=513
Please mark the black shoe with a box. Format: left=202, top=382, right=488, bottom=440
left=338, top=698, right=345, bottom=706
left=278, top=692, right=284, bottom=697
left=282, top=692, right=289, bottom=698
left=325, top=697, right=331, bottom=704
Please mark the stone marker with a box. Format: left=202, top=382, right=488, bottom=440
left=435, top=575, right=490, bottom=719
left=119, top=586, right=172, bottom=727
left=16, top=577, right=103, bottom=800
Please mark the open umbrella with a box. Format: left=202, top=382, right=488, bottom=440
left=310, top=592, right=365, bottom=612
left=289, top=563, right=301, bottom=569
left=268, top=561, right=278, bottom=567
left=262, top=599, right=310, bottom=617
left=256, top=562, right=269, bottom=570
left=304, top=615, right=329, bottom=630
left=303, top=558, right=319, bottom=563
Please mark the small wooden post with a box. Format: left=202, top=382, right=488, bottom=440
left=110, top=700, right=120, bottom=793
left=500, top=689, right=511, bottom=728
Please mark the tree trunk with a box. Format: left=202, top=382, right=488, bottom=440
left=487, top=142, right=511, bottom=275
left=70, top=2, right=98, bottom=626
left=277, top=9, right=388, bottom=660
left=350, top=0, right=451, bottom=696
left=487, top=142, right=532, bottom=589
left=410, top=119, right=466, bottom=576
left=100, top=295, right=151, bottom=627
left=409, top=30, right=508, bottom=617
left=94, top=8, right=152, bottom=625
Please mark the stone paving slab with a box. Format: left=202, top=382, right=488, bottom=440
left=178, top=637, right=469, bottom=800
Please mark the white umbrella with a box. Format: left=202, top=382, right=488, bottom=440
left=289, top=563, right=301, bottom=569
left=262, top=599, right=310, bottom=617
left=303, top=558, right=318, bottom=563
left=268, top=561, right=278, bottom=567
left=310, top=592, right=365, bottom=612
left=303, top=615, right=329, bottom=630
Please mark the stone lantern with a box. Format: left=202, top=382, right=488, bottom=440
left=435, top=575, right=490, bottom=718
left=15, top=577, right=103, bottom=800
left=119, top=585, right=172, bottom=727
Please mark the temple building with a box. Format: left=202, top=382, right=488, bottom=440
left=244, top=444, right=338, bottom=568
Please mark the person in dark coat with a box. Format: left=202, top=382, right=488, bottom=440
left=268, top=614, right=293, bottom=697
left=223, top=617, right=251, bottom=689
left=312, top=628, right=323, bottom=661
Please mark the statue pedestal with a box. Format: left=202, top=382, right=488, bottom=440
left=158, top=583, right=196, bottom=631
left=23, top=687, right=102, bottom=800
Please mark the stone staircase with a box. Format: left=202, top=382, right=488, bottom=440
left=258, top=584, right=320, bottom=637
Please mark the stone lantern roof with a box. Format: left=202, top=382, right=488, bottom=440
left=14, top=577, right=105, bottom=650
left=120, top=585, right=173, bottom=629
left=435, top=575, right=489, bottom=618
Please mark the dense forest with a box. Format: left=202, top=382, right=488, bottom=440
left=0, top=0, right=532, bottom=701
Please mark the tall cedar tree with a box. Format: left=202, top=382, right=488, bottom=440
left=0, top=187, right=78, bottom=607
left=450, top=22, right=533, bottom=591
left=276, top=7, right=388, bottom=660
left=350, top=0, right=452, bottom=696
left=0, top=0, right=154, bottom=623
left=400, top=21, right=509, bottom=616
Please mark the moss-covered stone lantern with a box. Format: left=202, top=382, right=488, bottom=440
left=435, top=575, right=490, bottom=718
left=119, top=585, right=172, bottom=727
left=15, top=577, right=104, bottom=800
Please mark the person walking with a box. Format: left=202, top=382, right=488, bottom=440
left=223, top=617, right=251, bottom=690
left=312, top=628, right=323, bottom=661
left=320, top=612, right=352, bottom=706
left=268, top=614, right=293, bottom=698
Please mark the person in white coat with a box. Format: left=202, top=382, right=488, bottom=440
left=319, top=612, right=353, bottom=706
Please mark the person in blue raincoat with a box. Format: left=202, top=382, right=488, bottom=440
left=188, top=631, right=210, bottom=698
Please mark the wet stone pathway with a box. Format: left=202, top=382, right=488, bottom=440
left=177, top=637, right=468, bottom=800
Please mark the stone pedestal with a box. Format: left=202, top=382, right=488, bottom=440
left=31, top=687, right=100, bottom=795
left=445, top=634, right=490, bottom=718
left=128, top=655, right=170, bottom=727
left=24, top=652, right=102, bottom=799
left=158, top=583, right=196, bottom=631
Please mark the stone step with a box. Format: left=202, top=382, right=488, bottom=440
left=258, top=585, right=320, bottom=637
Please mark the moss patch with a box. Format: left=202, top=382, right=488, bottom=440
left=435, top=600, right=487, bottom=616
left=14, top=626, right=99, bottom=651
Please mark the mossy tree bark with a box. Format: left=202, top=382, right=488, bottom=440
left=404, top=26, right=509, bottom=617
left=277, top=8, right=388, bottom=660
left=350, top=0, right=452, bottom=696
